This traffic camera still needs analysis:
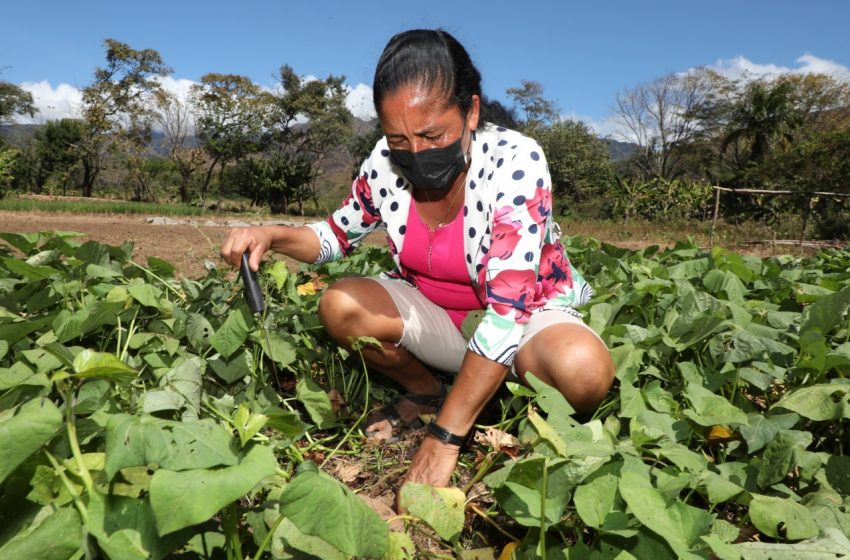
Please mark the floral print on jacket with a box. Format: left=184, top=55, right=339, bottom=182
left=307, top=123, right=594, bottom=366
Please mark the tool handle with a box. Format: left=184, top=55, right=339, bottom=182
left=240, top=251, right=265, bottom=314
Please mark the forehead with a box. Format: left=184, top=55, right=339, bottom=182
left=378, top=84, right=461, bottom=128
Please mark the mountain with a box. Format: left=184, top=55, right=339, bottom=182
left=606, top=138, right=637, bottom=162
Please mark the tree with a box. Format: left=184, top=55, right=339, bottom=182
left=0, top=79, right=36, bottom=126
left=155, top=92, right=205, bottom=203
left=479, top=95, right=519, bottom=129
left=527, top=119, right=612, bottom=212
left=721, top=79, right=801, bottom=167
left=31, top=118, right=85, bottom=194
left=613, top=68, right=727, bottom=180
left=263, top=65, right=353, bottom=213
left=507, top=80, right=558, bottom=127
left=191, top=73, right=271, bottom=203
left=79, top=39, right=170, bottom=197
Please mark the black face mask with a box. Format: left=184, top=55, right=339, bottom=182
left=389, top=133, right=469, bottom=192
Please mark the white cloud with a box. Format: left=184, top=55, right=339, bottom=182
left=13, top=76, right=377, bottom=125
left=346, top=83, right=376, bottom=120
left=17, top=81, right=83, bottom=124
left=708, top=53, right=850, bottom=83
left=559, top=111, right=623, bottom=139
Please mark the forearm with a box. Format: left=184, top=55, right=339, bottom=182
left=267, top=225, right=322, bottom=263
left=436, top=351, right=508, bottom=437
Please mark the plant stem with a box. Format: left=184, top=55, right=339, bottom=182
left=540, top=460, right=548, bottom=560
left=252, top=512, right=286, bottom=560
left=44, top=449, right=89, bottom=524
left=65, top=387, right=94, bottom=495
left=127, top=260, right=186, bottom=300
left=468, top=503, right=520, bottom=541
left=222, top=502, right=244, bottom=560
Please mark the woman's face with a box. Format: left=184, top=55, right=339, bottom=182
left=379, top=84, right=480, bottom=155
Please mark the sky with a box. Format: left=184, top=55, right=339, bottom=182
left=3, top=0, right=850, bottom=137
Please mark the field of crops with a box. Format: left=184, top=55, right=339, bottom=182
left=1, top=230, right=849, bottom=559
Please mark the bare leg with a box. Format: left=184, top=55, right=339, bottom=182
left=514, top=323, right=615, bottom=413
left=317, top=277, right=442, bottom=433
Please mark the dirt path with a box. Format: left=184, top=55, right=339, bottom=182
left=0, top=211, right=273, bottom=277
left=0, top=210, right=822, bottom=278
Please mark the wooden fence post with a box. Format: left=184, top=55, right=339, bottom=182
left=709, top=186, right=721, bottom=247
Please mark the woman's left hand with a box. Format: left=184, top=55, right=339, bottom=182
left=398, top=436, right=461, bottom=505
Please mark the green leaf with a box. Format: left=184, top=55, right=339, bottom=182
left=72, top=349, right=137, bottom=382
left=630, top=409, right=690, bottom=445
left=279, top=463, right=389, bottom=558
left=0, top=506, right=82, bottom=560
left=773, top=383, right=850, bottom=421
left=208, top=350, right=252, bottom=384
left=682, top=383, right=749, bottom=426
left=399, top=482, right=466, bottom=543
left=271, top=517, right=347, bottom=560
left=527, top=408, right=567, bottom=455
left=87, top=492, right=190, bottom=560
left=618, top=471, right=713, bottom=560
left=296, top=377, right=335, bottom=429
left=734, top=528, right=850, bottom=559
left=185, top=313, right=214, bottom=351
left=1, top=257, right=58, bottom=280
left=104, top=414, right=239, bottom=479
left=149, top=444, right=277, bottom=535
left=210, top=305, right=252, bottom=359
left=739, top=413, right=799, bottom=454
left=800, top=286, right=850, bottom=337
left=0, top=339, right=7, bottom=360
left=85, top=263, right=122, bottom=278
left=257, top=330, right=297, bottom=367
left=824, top=455, right=850, bottom=494
left=574, top=474, right=619, bottom=529
left=756, top=431, right=811, bottom=488
left=128, top=282, right=163, bottom=308
left=147, top=256, right=175, bottom=278
left=383, top=531, right=416, bottom=560
left=748, top=494, right=818, bottom=540
left=0, top=398, right=63, bottom=483
left=268, top=260, right=289, bottom=290
left=232, top=404, right=268, bottom=447
left=263, top=408, right=308, bottom=446
left=483, top=457, right=576, bottom=528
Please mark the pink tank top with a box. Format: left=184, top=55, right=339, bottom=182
left=400, top=199, right=483, bottom=331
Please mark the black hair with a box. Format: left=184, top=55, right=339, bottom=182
left=373, top=29, right=482, bottom=118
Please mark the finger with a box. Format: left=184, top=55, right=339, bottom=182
left=248, top=244, right=264, bottom=272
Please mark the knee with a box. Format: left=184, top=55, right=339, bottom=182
left=569, top=344, right=615, bottom=411
left=317, top=278, right=365, bottom=334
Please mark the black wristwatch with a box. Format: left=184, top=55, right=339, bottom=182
left=426, top=419, right=466, bottom=447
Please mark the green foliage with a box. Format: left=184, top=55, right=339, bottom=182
left=2, top=230, right=850, bottom=558
left=0, top=147, right=16, bottom=198
left=29, top=119, right=85, bottom=194
left=526, top=119, right=612, bottom=212
left=607, top=176, right=714, bottom=222
left=0, top=80, right=36, bottom=125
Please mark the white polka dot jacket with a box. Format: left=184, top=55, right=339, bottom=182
left=307, top=123, right=594, bottom=366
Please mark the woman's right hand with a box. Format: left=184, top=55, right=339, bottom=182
left=220, top=226, right=275, bottom=272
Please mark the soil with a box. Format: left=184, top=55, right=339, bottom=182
left=0, top=211, right=352, bottom=278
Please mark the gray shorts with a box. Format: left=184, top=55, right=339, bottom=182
left=367, top=277, right=604, bottom=374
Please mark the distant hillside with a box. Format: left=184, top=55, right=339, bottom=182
left=607, top=139, right=637, bottom=162
left=3, top=119, right=637, bottom=165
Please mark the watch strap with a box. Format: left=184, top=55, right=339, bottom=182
left=426, top=419, right=466, bottom=447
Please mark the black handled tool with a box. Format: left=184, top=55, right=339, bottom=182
left=240, top=251, right=280, bottom=388
left=240, top=251, right=265, bottom=314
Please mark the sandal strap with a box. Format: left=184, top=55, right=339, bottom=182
left=403, top=382, right=448, bottom=407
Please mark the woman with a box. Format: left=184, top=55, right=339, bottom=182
left=220, top=29, right=615, bottom=489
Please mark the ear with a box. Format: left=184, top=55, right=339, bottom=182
left=467, top=94, right=481, bottom=131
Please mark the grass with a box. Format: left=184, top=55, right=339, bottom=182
left=0, top=196, right=211, bottom=216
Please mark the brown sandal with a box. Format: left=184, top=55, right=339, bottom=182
left=364, top=383, right=448, bottom=442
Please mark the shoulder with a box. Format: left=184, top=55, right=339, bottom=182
left=475, top=123, right=545, bottom=158
left=473, top=124, right=549, bottom=195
